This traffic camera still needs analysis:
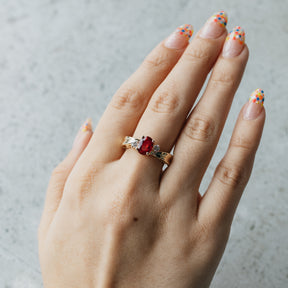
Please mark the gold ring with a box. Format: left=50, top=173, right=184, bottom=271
left=122, top=136, right=173, bottom=166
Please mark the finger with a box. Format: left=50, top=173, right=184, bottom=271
left=198, top=89, right=265, bottom=228
left=162, top=27, right=248, bottom=201
left=84, top=24, right=193, bottom=163
left=124, top=12, right=228, bottom=173
left=39, top=119, right=93, bottom=235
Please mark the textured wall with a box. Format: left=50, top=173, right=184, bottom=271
left=0, top=0, right=287, bottom=287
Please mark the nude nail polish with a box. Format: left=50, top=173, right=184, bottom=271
left=200, top=11, right=228, bottom=39
left=243, top=89, right=265, bottom=120
left=164, top=24, right=194, bottom=49
left=73, top=118, right=93, bottom=148
left=222, top=26, right=245, bottom=58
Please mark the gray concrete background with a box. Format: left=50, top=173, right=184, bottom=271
left=0, top=0, right=287, bottom=287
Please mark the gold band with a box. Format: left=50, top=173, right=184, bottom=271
left=122, top=136, right=173, bottom=166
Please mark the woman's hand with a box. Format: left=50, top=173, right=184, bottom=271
left=38, top=11, right=265, bottom=288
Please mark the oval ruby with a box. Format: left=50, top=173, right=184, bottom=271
left=137, top=136, right=153, bottom=155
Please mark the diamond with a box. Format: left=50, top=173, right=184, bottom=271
left=153, top=145, right=160, bottom=152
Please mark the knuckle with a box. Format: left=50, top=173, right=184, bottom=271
left=184, top=114, right=215, bottom=143
left=189, top=219, right=213, bottom=249
left=215, top=161, right=247, bottom=188
left=199, top=223, right=230, bottom=253
left=192, top=217, right=231, bottom=252
left=184, top=42, right=212, bottom=65
left=230, top=135, right=254, bottom=152
left=111, top=86, right=145, bottom=111
left=68, top=164, right=103, bottom=203
left=51, top=163, right=69, bottom=179
left=210, top=70, right=237, bottom=88
left=195, top=220, right=211, bottom=242
left=150, top=86, right=180, bottom=114
left=142, top=50, right=170, bottom=71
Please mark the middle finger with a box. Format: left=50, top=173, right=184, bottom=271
left=122, top=11, right=228, bottom=173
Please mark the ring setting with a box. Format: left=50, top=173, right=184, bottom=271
left=122, top=136, right=173, bottom=166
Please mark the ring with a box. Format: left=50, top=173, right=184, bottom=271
left=122, top=136, right=173, bottom=166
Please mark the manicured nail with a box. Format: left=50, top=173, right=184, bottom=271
left=73, top=118, right=93, bottom=148
left=81, top=118, right=93, bottom=132
left=243, top=89, right=265, bottom=120
left=222, top=26, right=245, bottom=58
left=200, top=11, right=228, bottom=39
left=164, top=24, right=194, bottom=49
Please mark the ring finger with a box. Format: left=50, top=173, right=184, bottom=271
left=162, top=26, right=249, bottom=202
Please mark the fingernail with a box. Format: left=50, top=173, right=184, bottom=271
left=164, top=24, right=194, bottom=49
left=222, top=26, right=245, bottom=58
left=200, top=11, right=228, bottom=39
left=243, top=89, right=265, bottom=120
left=81, top=118, right=93, bottom=132
left=73, top=118, right=93, bottom=148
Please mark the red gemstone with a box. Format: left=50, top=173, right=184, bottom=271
left=137, top=136, right=153, bottom=155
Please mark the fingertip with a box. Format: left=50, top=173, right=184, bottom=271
left=243, top=88, right=265, bottom=121
left=164, top=24, right=194, bottom=50
left=220, top=39, right=249, bottom=66
left=222, top=26, right=245, bottom=58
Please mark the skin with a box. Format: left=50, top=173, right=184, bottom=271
left=38, top=15, right=265, bottom=288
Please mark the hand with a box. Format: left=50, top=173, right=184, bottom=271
left=38, top=11, right=265, bottom=288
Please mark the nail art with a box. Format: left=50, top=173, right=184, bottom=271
left=212, top=11, right=228, bottom=27
left=249, top=88, right=265, bottom=106
left=226, top=26, right=245, bottom=44
left=175, top=24, right=194, bottom=41
left=165, top=24, right=194, bottom=49
left=73, top=118, right=93, bottom=148
left=81, top=118, right=93, bottom=132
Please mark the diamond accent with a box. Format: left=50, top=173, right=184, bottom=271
left=153, top=145, right=160, bottom=152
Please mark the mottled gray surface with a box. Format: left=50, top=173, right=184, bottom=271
left=0, top=0, right=287, bottom=287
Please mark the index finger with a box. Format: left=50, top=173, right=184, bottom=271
left=85, top=24, right=194, bottom=163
